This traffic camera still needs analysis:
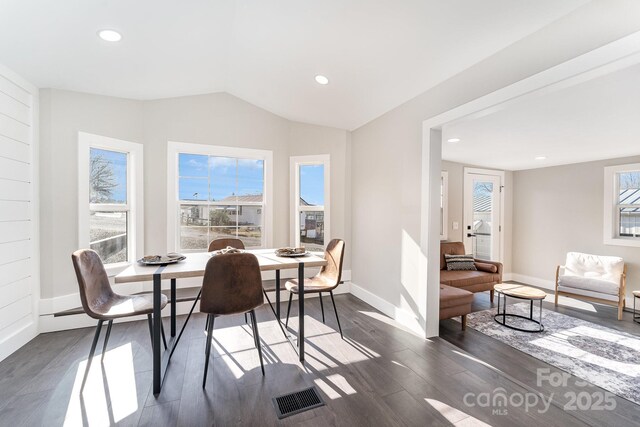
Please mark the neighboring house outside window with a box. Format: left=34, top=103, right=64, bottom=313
left=167, top=142, right=273, bottom=252
left=78, top=132, right=144, bottom=274
left=603, top=163, right=640, bottom=247
left=290, top=155, right=330, bottom=252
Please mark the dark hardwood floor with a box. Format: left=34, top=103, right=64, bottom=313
left=440, top=284, right=640, bottom=427
left=0, top=291, right=638, bottom=426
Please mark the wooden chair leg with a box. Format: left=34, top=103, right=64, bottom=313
left=101, top=320, right=113, bottom=361
left=461, top=315, right=467, bottom=331
left=330, top=291, right=343, bottom=339
left=81, top=320, right=104, bottom=391
left=618, top=300, right=624, bottom=321
left=554, top=291, right=559, bottom=306
left=490, top=289, right=494, bottom=303
left=319, top=292, right=325, bottom=323
left=250, top=310, right=265, bottom=376
left=285, top=293, right=293, bottom=328
left=202, top=314, right=215, bottom=388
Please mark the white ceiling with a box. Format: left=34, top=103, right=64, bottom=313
left=442, top=62, right=640, bottom=171
left=0, top=0, right=587, bottom=130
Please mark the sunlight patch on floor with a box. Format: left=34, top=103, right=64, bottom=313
left=64, top=343, right=137, bottom=426
left=424, top=398, right=490, bottom=425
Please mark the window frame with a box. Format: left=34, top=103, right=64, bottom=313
left=290, top=154, right=330, bottom=249
left=603, top=163, right=640, bottom=247
left=440, top=170, right=449, bottom=241
left=78, top=132, right=144, bottom=275
left=167, top=141, right=273, bottom=252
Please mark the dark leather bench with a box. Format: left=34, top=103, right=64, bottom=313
left=440, top=284, right=473, bottom=330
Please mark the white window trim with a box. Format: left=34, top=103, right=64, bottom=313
left=603, top=163, right=640, bottom=247
left=167, top=141, right=273, bottom=251
left=78, top=132, right=144, bottom=276
left=440, top=170, right=448, bottom=241
left=290, top=154, right=330, bottom=248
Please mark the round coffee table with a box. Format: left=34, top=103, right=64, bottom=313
left=494, top=283, right=546, bottom=332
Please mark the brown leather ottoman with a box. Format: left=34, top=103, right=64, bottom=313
left=440, top=284, right=473, bottom=330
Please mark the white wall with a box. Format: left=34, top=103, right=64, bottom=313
left=39, top=90, right=350, bottom=310
left=512, top=155, right=640, bottom=298
left=349, top=2, right=640, bottom=331
left=0, top=64, right=39, bottom=362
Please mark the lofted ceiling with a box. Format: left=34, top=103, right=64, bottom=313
left=0, top=0, right=587, bottom=130
left=442, top=62, right=640, bottom=171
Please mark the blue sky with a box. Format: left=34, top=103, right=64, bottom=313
left=300, top=164, right=324, bottom=205
left=178, top=154, right=265, bottom=201
left=90, top=148, right=127, bottom=203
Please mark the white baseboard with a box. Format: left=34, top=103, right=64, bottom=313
left=38, top=270, right=351, bottom=333
left=0, top=318, right=38, bottom=363
left=349, top=282, right=425, bottom=337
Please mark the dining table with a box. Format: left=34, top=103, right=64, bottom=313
left=114, top=248, right=327, bottom=395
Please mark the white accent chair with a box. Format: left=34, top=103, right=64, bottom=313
left=555, top=252, right=626, bottom=320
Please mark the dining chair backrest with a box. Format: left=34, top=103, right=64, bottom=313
left=317, top=239, right=345, bottom=287
left=200, top=253, right=263, bottom=316
left=208, top=238, right=246, bottom=252
left=71, top=249, right=115, bottom=319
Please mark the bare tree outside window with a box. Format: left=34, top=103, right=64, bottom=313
left=90, top=153, right=118, bottom=203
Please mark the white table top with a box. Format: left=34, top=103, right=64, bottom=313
left=115, top=249, right=327, bottom=284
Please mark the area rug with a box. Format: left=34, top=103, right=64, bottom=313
left=462, top=303, right=640, bottom=405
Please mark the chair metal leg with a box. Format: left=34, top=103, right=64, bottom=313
left=285, top=293, right=293, bottom=328
left=81, top=320, right=104, bottom=391
left=319, top=292, right=325, bottom=323
left=250, top=310, right=265, bottom=376
left=330, top=291, right=343, bottom=339
left=203, top=314, right=215, bottom=388
left=244, top=313, right=248, bottom=324
left=263, top=289, right=278, bottom=319
left=161, top=322, right=168, bottom=350
left=101, top=320, right=113, bottom=362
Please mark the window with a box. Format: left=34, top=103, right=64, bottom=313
left=168, top=142, right=273, bottom=252
left=78, top=132, right=143, bottom=272
left=440, top=171, right=448, bottom=240
left=603, top=163, right=640, bottom=247
left=290, top=155, right=330, bottom=251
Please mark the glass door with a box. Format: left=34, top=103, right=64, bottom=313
left=463, top=171, right=502, bottom=261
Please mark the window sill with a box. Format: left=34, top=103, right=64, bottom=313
left=104, top=261, right=131, bottom=278
left=604, top=237, right=640, bottom=248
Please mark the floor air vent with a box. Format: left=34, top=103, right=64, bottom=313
left=273, top=386, right=325, bottom=419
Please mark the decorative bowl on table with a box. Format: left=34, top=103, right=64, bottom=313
left=275, top=247, right=309, bottom=257
left=137, top=253, right=186, bottom=265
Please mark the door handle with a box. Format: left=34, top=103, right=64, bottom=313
left=467, top=233, right=476, bottom=238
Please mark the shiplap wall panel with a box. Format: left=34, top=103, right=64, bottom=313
left=0, top=113, right=29, bottom=143
left=0, top=277, right=31, bottom=310
left=0, top=296, right=31, bottom=331
left=0, top=200, right=30, bottom=221
left=0, top=314, right=31, bottom=344
left=0, top=92, right=30, bottom=125
left=0, top=156, right=30, bottom=182
left=0, top=65, right=35, bottom=363
left=0, top=179, right=31, bottom=201
left=0, top=240, right=31, bottom=263
left=0, top=134, right=30, bottom=162
left=0, top=220, right=30, bottom=243
left=0, top=259, right=31, bottom=287
left=0, top=76, right=31, bottom=107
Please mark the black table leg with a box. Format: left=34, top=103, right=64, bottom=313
left=298, top=263, right=304, bottom=362
left=275, top=269, right=281, bottom=320
left=153, top=272, right=162, bottom=395
left=171, top=278, right=176, bottom=337
left=529, top=300, right=533, bottom=320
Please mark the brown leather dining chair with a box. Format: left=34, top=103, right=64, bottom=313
left=285, top=239, right=345, bottom=338
left=71, top=249, right=168, bottom=391
left=200, top=252, right=266, bottom=387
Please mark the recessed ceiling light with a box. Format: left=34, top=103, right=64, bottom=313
left=98, top=29, right=122, bottom=42
left=447, top=138, right=460, bottom=143
left=535, top=156, right=547, bottom=160
left=315, top=75, right=329, bottom=85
